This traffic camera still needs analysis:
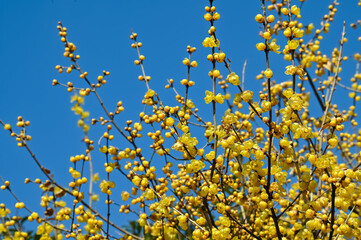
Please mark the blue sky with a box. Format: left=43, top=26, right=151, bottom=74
left=1, top=0, right=360, bottom=234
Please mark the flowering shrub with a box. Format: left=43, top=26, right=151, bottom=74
left=1, top=0, right=361, bottom=240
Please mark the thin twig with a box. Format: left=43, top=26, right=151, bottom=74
left=241, top=60, right=247, bottom=90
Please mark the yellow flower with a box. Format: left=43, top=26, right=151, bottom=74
left=263, top=31, right=271, bottom=40
left=83, top=124, right=90, bottom=133
left=211, top=69, right=221, bottom=78
left=285, top=65, right=297, bottom=75
left=268, top=39, right=281, bottom=53
left=71, top=94, right=78, bottom=103
left=204, top=13, right=212, bottom=21
left=0, top=224, right=6, bottom=233
left=145, top=89, right=155, bottom=98
left=0, top=207, right=10, bottom=217
left=143, top=188, right=155, bottom=200
left=121, top=191, right=130, bottom=201
left=71, top=105, right=83, bottom=115
left=205, top=151, right=215, bottom=161
left=202, top=37, right=210, bottom=47
left=180, top=132, right=198, bottom=147
left=204, top=90, right=214, bottom=104
left=215, top=93, right=224, bottom=104
left=282, top=88, right=293, bottom=98
left=255, top=14, right=264, bottom=23
left=202, top=36, right=219, bottom=48
left=288, top=39, right=299, bottom=50
left=289, top=94, right=304, bottom=111
left=108, top=146, right=117, bottom=155
left=264, top=68, right=273, bottom=79
left=81, top=111, right=89, bottom=118
left=99, top=145, right=107, bottom=153
left=284, top=27, right=292, bottom=38
left=186, top=159, right=205, bottom=173
left=186, top=99, right=195, bottom=108
left=296, top=67, right=305, bottom=79
left=226, top=72, right=240, bottom=85
left=77, top=119, right=84, bottom=127
left=54, top=200, right=66, bottom=207
left=261, top=101, right=272, bottom=112
left=213, top=12, right=221, bottom=20
left=36, top=223, right=53, bottom=235
left=285, top=65, right=305, bottom=79
left=222, top=110, right=236, bottom=124
left=305, top=23, right=314, bottom=35
left=291, top=5, right=300, bottom=15
left=99, top=180, right=115, bottom=193
left=92, top=173, right=100, bottom=182
left=165, top=117, right=175, bottom=126
left=315, top=155, right=330, bottom=169
left=214, top=52, right=226, bottom=62
left=91, top=194, right=99, bottom=202
left=242, top=90, right=254, bottom=103
left=292, top=27, right=304, bottom=38
left=256, top=42, right=266, bottom=51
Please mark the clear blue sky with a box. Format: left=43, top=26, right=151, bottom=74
left=0, top=0, right=360, bottom=233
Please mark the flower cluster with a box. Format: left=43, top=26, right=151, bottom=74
left=1, top=1, right=361, bottom=240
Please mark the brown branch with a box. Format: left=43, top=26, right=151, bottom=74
left=19, top=141, right=144, bottom=240
left=261, top=0, right=282, bottom=239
